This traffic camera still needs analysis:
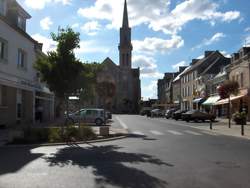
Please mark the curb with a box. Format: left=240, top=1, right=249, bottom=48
left=0, top=134, right=128, bottom=149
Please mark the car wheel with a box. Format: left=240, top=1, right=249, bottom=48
left=95, top=118, right=103, bottom=126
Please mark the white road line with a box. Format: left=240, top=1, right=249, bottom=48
left=167, top=130, right=183, bottom=135
left=184, top=130, right=203, bottom=136
left=132, top=131, right=145, bottom=136
left=116, top=116, right=128, bottom=130
left=150, top=130, right=164, bottom=135
left=200, top=130, right=220, bottom=136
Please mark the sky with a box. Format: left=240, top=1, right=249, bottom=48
left=17, top=0, right=250, bottom=100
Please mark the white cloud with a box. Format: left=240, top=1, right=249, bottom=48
left=220, top=51, right=231, bottom=58
left=77, top=0, right=240, bottom=35
left=40, top=17, right=53, bottom=30
left=192, top=32, right=226, bottom=49
left=172, top=61, right=187, bottom=70
left=245, top=27, right=250, bottom=32
left=72, top=23, right=80, bottom=28
left=24, top=0, right=72, bottom=10
left=75, top=41, right=110, bottom=55
left=132, top=55, right=163, bottom=78
left=142, top=80, right=158, bottom=99
left=133, top=35, right=184, bottom=55
left=31, top=34, right=57, bottom=53
left=81, top=21, right=101, bottom=36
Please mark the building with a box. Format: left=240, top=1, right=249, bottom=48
left=180, top=51, right=230, bottom=111
left=215, top=47, right=250, bottom=120
left=0, top=0, right=54, bottom=127
left=172, top=66, right=189, bottom=109
left=85, top=0, right=141, bottom=114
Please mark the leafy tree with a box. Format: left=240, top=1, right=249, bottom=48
left=35, top=27, right=83, bottom=117
left=218, top=80, right=239, bottom=128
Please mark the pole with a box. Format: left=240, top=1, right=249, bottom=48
left=241, top=122, right=244, bottom=136
left=210, top=120, right=212, bottom=130
left=228, top=96, right=231, bottom=128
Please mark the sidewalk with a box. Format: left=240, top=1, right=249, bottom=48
left=187, top=118, right=250, bottom=140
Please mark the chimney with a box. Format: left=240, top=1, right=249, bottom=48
left=204, top=51, right=214, bottom=57
left=191, top=59, right=199, bottom=65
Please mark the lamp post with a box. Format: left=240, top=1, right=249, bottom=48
left=76, top=88, right=83, bottom=130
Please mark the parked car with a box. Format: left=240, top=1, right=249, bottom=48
left=105, top=111, right=112, bottom=120
left=172, top=110, right=187, bottom=120
left=182, top=110, right=216, bottom=122
left=165, top=108, right=179, bottom=119
left=151, top=109, right=161, bottom=117
left=66, top=108, right=106, bottom=126
left=140, top=109, right=151, bottom=116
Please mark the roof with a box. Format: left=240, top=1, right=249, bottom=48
left=173, top=66, right=191, bottom=82
left=185, top=51, right=224, bottom=74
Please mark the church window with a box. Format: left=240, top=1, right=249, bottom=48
left=126, top=53, right=129, bottom=66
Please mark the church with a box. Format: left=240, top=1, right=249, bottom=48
left=94, top=0, right=141, bottom=114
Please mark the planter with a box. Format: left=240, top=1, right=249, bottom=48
left=234, top=118, right=246, bottom=125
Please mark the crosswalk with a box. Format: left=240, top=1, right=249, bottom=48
left=130, top=129, right=217, bottom=137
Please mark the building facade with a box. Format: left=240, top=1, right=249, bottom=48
left=85, top=0, right=141, bottom=114
left=0, top=0, right=54, bottom=127
left=180, top=51, right=230, bottom=111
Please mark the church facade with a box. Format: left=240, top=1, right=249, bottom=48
left=94, top=0, right=141, bottom=114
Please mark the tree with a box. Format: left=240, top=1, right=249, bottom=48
left=35, top=27, right=83, bottom=118
left=217, top=80, right=239, bottom=128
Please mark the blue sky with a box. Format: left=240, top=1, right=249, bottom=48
left=17, top=0, right=250, bottom=99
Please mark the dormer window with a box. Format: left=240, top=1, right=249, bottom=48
left=17, top=16, right=26, bottom=31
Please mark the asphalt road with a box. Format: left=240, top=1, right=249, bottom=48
left=1, top=115, right=250, bottom=188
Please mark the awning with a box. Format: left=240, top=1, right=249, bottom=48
left=202, top=95, right=220, bottom=106
left=215, top=95, right=245, bottom=105
left=193, top=98, right=206, bottom=103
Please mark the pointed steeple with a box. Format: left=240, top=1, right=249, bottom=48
left=122, top=0, right=129, bottom=28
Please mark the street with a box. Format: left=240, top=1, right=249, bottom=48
left=1, top=115, right=250, bottom=188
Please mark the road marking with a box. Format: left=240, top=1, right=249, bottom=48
left=149, top=130, right=164, bottom=135
left=167, top=130, right=183, bottom=135
left=132, top=131, right=145, bottom=136
left=200, top=130, right=220, bottom=136
left=116, top=116, right=128, bottom=130
left=184, top=130, right=202, bottom=136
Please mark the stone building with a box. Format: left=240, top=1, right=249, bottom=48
left=0, top=0, right=54, bottom=127
left=86, top=0, right=141, bottom=114
left=215, top=47, right=250, bottom=120
left=180, top=51, right=230, bottom=111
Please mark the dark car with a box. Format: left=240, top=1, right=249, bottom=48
left=182, top=110, right=216, bottom=122
left=172, top=110, right=187, bottom=120
left=165, top=108, right=179, bottom=119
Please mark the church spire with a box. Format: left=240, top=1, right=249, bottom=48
left=122, top=0, right=129, bottom=28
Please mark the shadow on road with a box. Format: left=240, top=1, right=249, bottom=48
left=127, top=133, right=158, bottom=141
left=44, top=145, right=173, bottom=188
left=0, top=146, right=43, bottom=176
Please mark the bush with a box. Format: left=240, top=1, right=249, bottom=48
left=48, top=128, right=61, bottom=143
left=233, top=112, right=247, bottom=125
left=79, top=126, right=96, bottom=140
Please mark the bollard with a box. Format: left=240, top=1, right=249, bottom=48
left=241, top=124, right=244, bottom=136
left=210, top=120, right=212, bottom=130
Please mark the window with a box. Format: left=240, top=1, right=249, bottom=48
left=17, top=49, right=27, bottom=69
left=17, top=16, right=26, bottom=31
left=0, top=38, right=8, bottom=62
left=240, top=73, right=244, bottom=88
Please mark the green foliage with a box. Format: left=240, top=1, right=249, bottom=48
left=218, top=80, right=239, bottom=99
left=35, top=27, right=83, bottom=98
left=79, top=126, right=96, bottom=140
left=233, top=112, right=247, bottom=125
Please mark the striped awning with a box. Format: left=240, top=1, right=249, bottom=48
left=202, top=95, right=220, bottom=106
